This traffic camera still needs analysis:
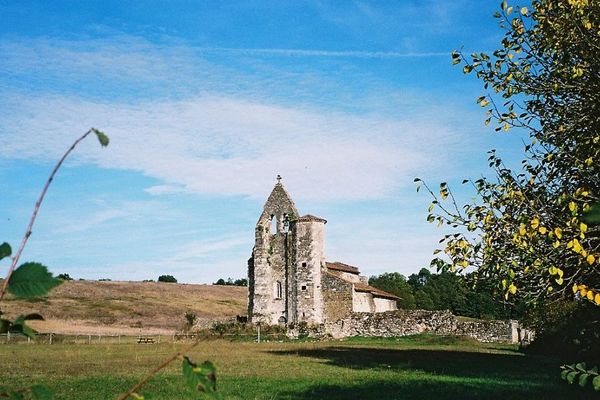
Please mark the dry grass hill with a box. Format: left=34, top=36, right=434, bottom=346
left=2, top=280, right=247, bottom=335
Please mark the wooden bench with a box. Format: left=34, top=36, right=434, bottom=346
left=137, top=337, right=154, bottom=344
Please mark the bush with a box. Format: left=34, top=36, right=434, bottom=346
left=56, top=273, right=73, bottom=281
left=158, top=275, right=177, bottom=283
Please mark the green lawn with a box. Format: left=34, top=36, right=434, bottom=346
left=0, top=335, right=586, bottom=399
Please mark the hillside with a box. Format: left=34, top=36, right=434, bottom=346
left=2, top=280, right=247, bottom=335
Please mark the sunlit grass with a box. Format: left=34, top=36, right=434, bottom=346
left=0, top=335, right=583, bottom=399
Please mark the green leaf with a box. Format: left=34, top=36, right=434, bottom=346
left=560, top=369, right=569, bottom=380
left=92, top=128, right=110, bottom=147
left=8, top=262, right=62, bottom=299
left=582, top=202, right=600, bottom=226
left=566, top=371, right=578, bottom=384
left=0, top=242, right=11, bottom=261
left=593, top=375, right=600, bottom=391
left=31, top=384, right=53, bottom=400
left=11, top=317, right=37, bottom=339
left=182, top=357, right=220, bottom=398
left=579, top=373, right=590, bottom=387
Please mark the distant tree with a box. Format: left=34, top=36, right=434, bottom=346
left=157, top=275, right=177, bottom=283
left=369, top=272, right=416, bottom=309
left=98, top=278, right=112, bottom=282
left=414, top=290, right=434, bottom=310
left=407, top=268, right=432, bottom=292
left=56, top=273, right=73, bottom=281
left=233, top=278, right=248, bottom=286
left=213, top=277, right=248, bottom=286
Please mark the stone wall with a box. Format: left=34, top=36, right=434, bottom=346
left=320, top=310, right=532, bottom=343
left=322, top=272, right=353, bottom=323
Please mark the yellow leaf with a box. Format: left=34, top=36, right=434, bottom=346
left=572, top=239, right=583, bottom=253
left=555, top=277, right=563, bottom=285
left=572, top=284, right=579, bottom=293
left=508, top=283, right=517, bottom=294
left=553, top=240, right=560, bottom=248
left=569, top=201, right=576, bottom=212
left=531, top=218, right=540, bottom=229
left=580, top=222, right=588, bottom=233
left=480, top=99, right=489, bottom=107
left=520, top=6, right=528, bottom=15
left=585, top=157, right=593, bottom=166
left=538, top=226, right=547, bottom=235
left=548, top=266, right=557, bottom=275
left=519, top=224, right=527, bottom=236
left=595, top=293, right=600, bottom=305
left=587, top=290, right=594, bottom=301
left=587, top=254, right=596, bottom=265
left=554, top=227, right=563, bottom=239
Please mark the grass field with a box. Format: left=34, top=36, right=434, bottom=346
left=0, top=335, right=586, bottom=399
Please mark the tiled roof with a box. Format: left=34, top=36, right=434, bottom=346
left=326, top=261, right=359, bottom=274
left=354, top=283, right=400, bottom=300
left=297, top=214, right=327, bottom=223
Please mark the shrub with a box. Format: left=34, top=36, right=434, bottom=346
left=158, top=275, right=177, bottom=283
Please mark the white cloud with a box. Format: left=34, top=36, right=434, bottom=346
left=0, top=92, right=471, bottom=201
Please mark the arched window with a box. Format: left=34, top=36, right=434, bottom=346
left=271, top=215, right=277, bottom=234
left=276, top=281, right=283, bottom=299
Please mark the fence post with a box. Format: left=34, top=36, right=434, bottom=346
left=158, top=335, right=161, bottom=343
left=88, top=335, right=91, bottom=345
left=28, top=336, right=31, bottom=344
left=49, top=333, right=53, bottom=345
left=7, top=331, right=10, bottom=343
left=257, top=323, right=261, bottom=344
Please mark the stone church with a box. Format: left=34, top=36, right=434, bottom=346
left=247, top=177, right=398, bottom=326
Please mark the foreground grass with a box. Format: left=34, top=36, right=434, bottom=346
left=0, top=335, right=585, bottom=399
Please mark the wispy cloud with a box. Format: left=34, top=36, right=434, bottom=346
left=195, top=47, right=449, bottom=59
left=0, top=92, right=471, bottom=201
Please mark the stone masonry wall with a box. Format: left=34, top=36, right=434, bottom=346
left=321, top=310, right=530, bottom=343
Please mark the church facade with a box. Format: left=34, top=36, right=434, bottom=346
left=247, top=178, right=398, bottom=326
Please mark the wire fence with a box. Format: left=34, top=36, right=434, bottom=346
left=0, top=331, right=290, bottom=345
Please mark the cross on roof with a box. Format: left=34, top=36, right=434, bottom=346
left=276, top=174, right=282, bottom=183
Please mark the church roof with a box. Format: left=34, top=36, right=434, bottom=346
left=354, top=283, right=400, bottom=300
left=297, top=214, right=327, bottom=223
left=326, top=261, right=359, bottom=274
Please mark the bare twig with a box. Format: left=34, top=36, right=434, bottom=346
left=0, top=129, right=94, bottom=302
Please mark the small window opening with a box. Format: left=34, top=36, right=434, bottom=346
left=282, top=213, right=289, bottom=233
left=278, top=316, right=287, bottom=324
left=301, top=262, right=307, bottom=268
left=276, top=281, right=283, bottom=299
left=301, top=285, right=307, bottom=291
left=271, top=215, right=277, bottom=234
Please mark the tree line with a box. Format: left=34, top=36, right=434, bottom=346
left=369, top=269, right=524, bottom=320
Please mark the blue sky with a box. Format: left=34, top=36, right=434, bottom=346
left=0, top=1, right=526, bottom=283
